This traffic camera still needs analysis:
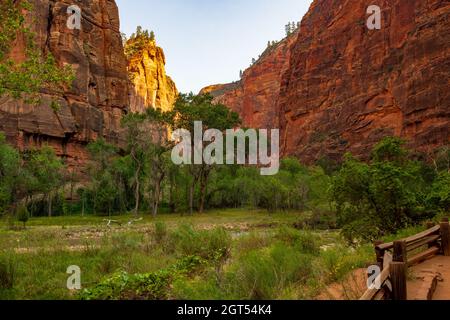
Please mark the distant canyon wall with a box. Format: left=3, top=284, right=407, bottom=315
left=201, top=29, right=299, bottom=130
left=203, top=0, right=450, bottom=163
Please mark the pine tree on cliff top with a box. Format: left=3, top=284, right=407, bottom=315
left=125, top=26, right=157, bottom=59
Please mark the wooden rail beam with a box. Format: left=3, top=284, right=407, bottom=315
left=377, top=225, right=441, bottom=251
left=407, top=235, right=440, bottom=252
left=408, top=246, right=440, bottom=267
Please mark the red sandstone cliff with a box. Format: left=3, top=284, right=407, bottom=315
left=280, top=0, right=450, bottom=162
left=0, top=0, right=129, bottom=168
left=201, top=30, right=299, bottom=129
left=203, top=0, right=450, bottom=162
left=127, top=37, right=178, bottom=113
left=0, top=0, right=177, bottom=168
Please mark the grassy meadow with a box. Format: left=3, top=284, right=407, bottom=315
left=0, top=209, right=375, bottom=300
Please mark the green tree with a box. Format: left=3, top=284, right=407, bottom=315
left=86, top=139, right=123, bottom=215
left=0, top=133, right=21, bottom=214
left=285, top=24, right=290, bottom=36
left=124, top=26, right=156, bottom=59
left=172, top=93, right=241, bottom=214
left=371, top=136, right=408, bottom=163
left=427, top=172, right=450, bottom=211
left=16, top=205, right=29, bottom=229
left=144, top=108, right=176, bottom=217
left=25, top=146, right=64, bottom=217
left=0, top=0, right=73, bottom=103
left=332, top=137, right=433, bottom=242
left=121, top=113, right=150, bottom=215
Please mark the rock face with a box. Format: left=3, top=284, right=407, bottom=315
left=201, top=31, right=298, bottom=130
left=280, top=0, right=450, bottom=162
left=204, top=0, right=450, bottom=163
left=0, top=0, right=178, bottom=168
left=127, top=39, right=178, bottom=113
left=0, top=0, right=129, bottom=168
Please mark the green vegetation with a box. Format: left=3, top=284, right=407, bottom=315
left=124, top=26, right=156, bottom=59
left=0, top=0, right=73, bottom=104
left=1, top=109, right=448, bottom=244
left=0, top=97, right=448, bottom=300
left=332, top=137, right=448, bottom=242
left=0, top=210, right=374, bottom=300
left=285, top=21, right=299, bottom=37
left=16, top=206, right=29, bottom=229
left=1, top=0, right=448, bottom=302
left=0, top=134, right=65, bottom=223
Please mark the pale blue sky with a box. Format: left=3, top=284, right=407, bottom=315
left=116, top=0, right=312, bottom=93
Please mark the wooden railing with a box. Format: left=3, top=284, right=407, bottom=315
left=360, top=218, right=450, bottom=300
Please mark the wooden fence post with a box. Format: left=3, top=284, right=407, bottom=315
left=393, top=240, right=407, bottom=263
left=374, top=240, right=384, bottom=270
left=390, top=240, right=407, bottom=300
left=440, top=218, right=450, bottom=256
left=390, top=262, right=407, bottom=300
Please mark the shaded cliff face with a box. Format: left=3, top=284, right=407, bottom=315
left=279, top=0, right=450, bottom=162
left=127, top=39, right=178, bottom=113
left=0, top=0, right=129, bottom=167
left=202, top=31, right=298, bottom=129
left=204, top=0, right=450, bottom=163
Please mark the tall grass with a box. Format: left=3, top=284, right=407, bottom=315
left=0, top=255, right=16, bottom=290
left=166, top=224, right=231, bottom=260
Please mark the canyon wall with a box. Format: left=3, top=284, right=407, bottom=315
left=0, top=0, right=129, bottom=168
left=279, top=0, right=450, bottom=162
left=201, top=30, right=299, bottom=129
left=204, top=0, right=450, bottom=163
left=0, top=0, right=177, bottom=168
left=128, top=39, right=178, bottom=113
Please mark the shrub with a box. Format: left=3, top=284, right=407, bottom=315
left=111, top=233, right=143, bottom=252
left=172, top=275, right=224, bottom=300
left=16, top=205, right=29, bottom=228
left=226, top=244, right=314, bottom=299
left=332, top=138, right=434, bottom=242
left=80, top=270, right=172, bottom=300
left=168, top=225, right=231, bottom=261
left=0, top=256, right=16, bottom=290
left=319, top=245, right=372, bottom=283
left=302, top=209, right=337, bottom=230
left=154, top=221, right=168, bottom=244
left=275, top=226, right=320, bottom=255
left=80, top=255, right=205, bottom=300
left=235, top=232, right=271, bottom=253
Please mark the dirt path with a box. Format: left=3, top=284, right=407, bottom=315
left=408, top=256, right=450, bottom=300
left=317, top=269, right=368, bottom=300
left=319, top=256, right=450, bottom=300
